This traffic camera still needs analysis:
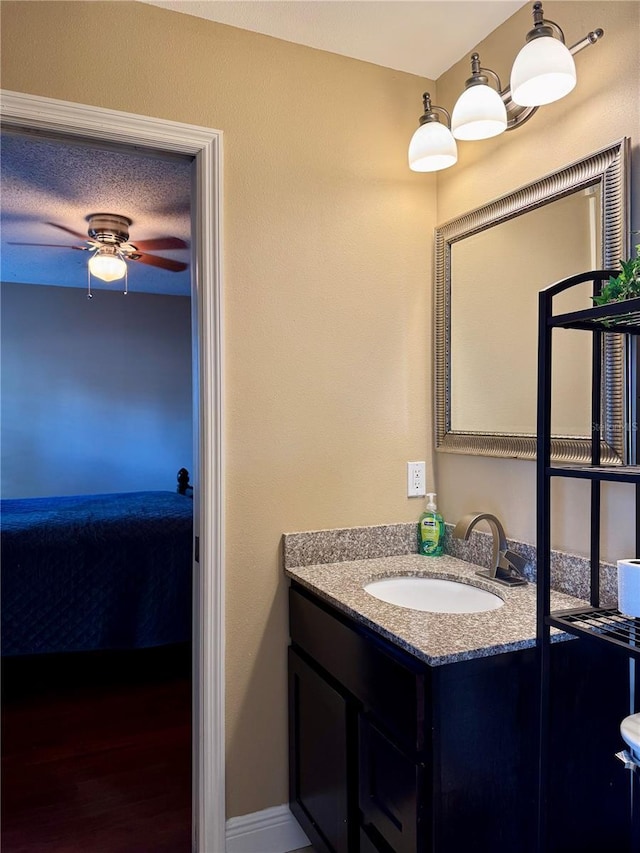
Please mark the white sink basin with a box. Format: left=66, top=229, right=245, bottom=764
left=363, top=575, right=504, bottom=614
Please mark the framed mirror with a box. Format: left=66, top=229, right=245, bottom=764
left=434, top=139, right=630, bottom=463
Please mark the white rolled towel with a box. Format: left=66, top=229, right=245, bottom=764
left=617, top=558, right=640, bottom=617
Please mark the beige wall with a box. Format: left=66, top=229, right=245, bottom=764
left=435, top=1, right=640, bottom=561
left=0, top=1, right=437, bottom=819
left=2, top=0, right=638, bottom=826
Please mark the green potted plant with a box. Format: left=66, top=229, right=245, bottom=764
left=593, top=242, right=640, bottom=306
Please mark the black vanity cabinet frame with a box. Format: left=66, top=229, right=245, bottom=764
left=536, top=271, right=640, bottom=853
left=288, top=584, right=430, bottom=853
left=289, top=579, right=630, bottom=853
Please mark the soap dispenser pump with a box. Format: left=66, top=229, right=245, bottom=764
left=419, top=493, right=444, bottom=556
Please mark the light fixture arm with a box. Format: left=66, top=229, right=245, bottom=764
left=418, top=92, right=452, bottom=128
left=527, top=1, right=566, bottom=44
left=501, top=25, right=604, bottom=130
left=467, top=53, right=503, bottom=93
left=570, top=28, right=605, bottom=54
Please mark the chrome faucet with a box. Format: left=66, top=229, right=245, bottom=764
left=452, top=512, right=528, bottom=587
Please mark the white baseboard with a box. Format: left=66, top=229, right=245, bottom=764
left=225, top=804, right=310, bottom=853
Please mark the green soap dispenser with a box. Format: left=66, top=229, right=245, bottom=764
left=419, top=493, right=444, bottom=556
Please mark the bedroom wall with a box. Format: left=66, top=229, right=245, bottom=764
left=0, top=1, right=437, bottom=820
left=0, top=282, right=193, bottom=498
left=435, top=0, right=640, bottom=562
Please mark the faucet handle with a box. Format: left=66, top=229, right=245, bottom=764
left=502, top=549, right=527, bottom=572
left=496, top=549, right=528, bottom=584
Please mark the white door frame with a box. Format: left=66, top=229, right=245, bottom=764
left=0, top=90, right=225, bottom=853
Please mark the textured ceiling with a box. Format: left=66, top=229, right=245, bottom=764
left=0, top=132, right=192, bottom=297
left=141, top=0, right=527, bottom=79
left=1, top=2, right=527, bottom=297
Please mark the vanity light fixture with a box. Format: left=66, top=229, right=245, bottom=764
left=451, top=53, right=507, bottom=141
left=409, top=1, right=604, bottom=172
left=510, top=1, right=576, bottom=106
left=407, top=92, right=457, bottom=173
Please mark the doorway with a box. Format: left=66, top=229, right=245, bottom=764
left=0, top=90, right=224, bottom=853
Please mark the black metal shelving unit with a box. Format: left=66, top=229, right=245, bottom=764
left=536, top=270, right=640, bottom=853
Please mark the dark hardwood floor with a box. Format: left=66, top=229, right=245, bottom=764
left=1, top=645, right=192, bottom=853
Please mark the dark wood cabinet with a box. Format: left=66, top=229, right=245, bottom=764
left=289, top=648, right=354, bottom=852
left=359, top=714, right=426, bottom=853
left=289, top=582, right=632, bottom=853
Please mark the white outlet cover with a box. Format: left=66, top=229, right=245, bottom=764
left=407, top=461, right=426, bottom=497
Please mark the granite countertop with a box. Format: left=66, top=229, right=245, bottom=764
left=285, top=552, right=588, bottom=666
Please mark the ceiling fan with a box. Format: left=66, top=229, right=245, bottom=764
left=9, top=213, right=189, bottom=280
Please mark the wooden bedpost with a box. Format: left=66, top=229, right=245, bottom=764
left=177, top=468, right=191, bottom=495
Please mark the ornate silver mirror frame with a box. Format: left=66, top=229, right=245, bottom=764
left=435, top=138, right=629, bottom=463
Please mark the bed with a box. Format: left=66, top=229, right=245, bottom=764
left=1, top=475, right=193, bottom=657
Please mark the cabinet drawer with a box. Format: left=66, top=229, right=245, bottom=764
left=359, top=714, right=428, bottom=853
left=290, top=585, right=428, bottom=753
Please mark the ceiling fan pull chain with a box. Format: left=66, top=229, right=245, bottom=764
left=123, top=266, right=128, bottom=296
left=87, top=265, right=93, bottom=299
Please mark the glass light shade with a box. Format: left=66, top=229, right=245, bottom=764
left=88, top=251, right=127, bottom=282
left=451, top=84, right=508, bottom=140
left=408, top=121, right=457, bottom=172
left=510, top=36, right=576, bottom=106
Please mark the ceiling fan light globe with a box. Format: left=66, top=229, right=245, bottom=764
left=88, top=252, right=127, bottom=282
left=510, top=36, right=576, bottom=106
left=451, top=84, right=507, bottom=140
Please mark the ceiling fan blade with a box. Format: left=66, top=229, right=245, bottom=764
left=135, top=252, right=189, bottom=273
left=132, top=237, right=189, bottom=252
left=7, top=242, right=88, bottom=250
left=47, top=222, right=88, bottom=241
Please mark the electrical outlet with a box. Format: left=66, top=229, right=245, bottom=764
left=407, top=461, right=426, bottom=497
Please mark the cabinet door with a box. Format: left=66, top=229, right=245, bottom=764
left=290, top=585, right=428, bottom=755
left=289, top=648, right=353, bottom=853
left=359, top=714, right=427, bottom=853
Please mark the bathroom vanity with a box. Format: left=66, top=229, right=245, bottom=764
left=287, top=554, right=631, bottom=853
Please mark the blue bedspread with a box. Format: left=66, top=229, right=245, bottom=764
left=1, top=491, right=193, bottom=656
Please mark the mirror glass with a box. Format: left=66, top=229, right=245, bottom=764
left=435, top=140, right=629, bottom=463
left=450, top=187, right=600, bottom=436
